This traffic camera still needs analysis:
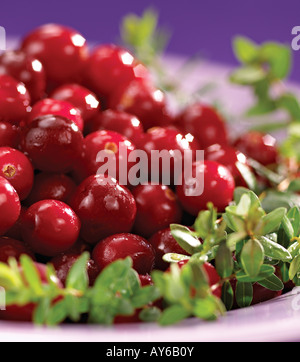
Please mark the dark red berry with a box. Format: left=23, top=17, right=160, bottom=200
left=0, top=122, right=20, bottom=148
left=5, top=206, right=27, bottom=241
left=0, top=146, right=34, bottom=200
left=132, top=184, right=182, bottom=238
left=0, top=236, right=34, bottom=263
left=93, top=233, right=155, bottom=275
left=21, top=200, right=81, bottom=257
left=20, top=114, right=83, bottom=173
left=70, top=174, right=137, bottom=244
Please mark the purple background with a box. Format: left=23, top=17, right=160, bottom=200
left=1, top=0, right=300, bottom=81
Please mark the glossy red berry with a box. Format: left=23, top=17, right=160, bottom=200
left=93, top=233, right=155, bottom=274
left=24, top=172, right=77, bottom=206
left=176, top=160, right=235, bottom=215
left=132, top=184, right=182, bottom=238
left=0, top=146, right=34, bottom=200
left=70, top=174, right=137, bottom=244
left=21, top=200, right=81, bottom=256
left=178, top=103, right=228, bottom=149
left=0, top=50, right=46, bottom=102
left=0, top=176, right=21, bottom=235
left=21, top=24, right=88, bottom=84
left=0, top=236, right=34, bottom=263
left=20, top=114, right=83, bottom=173
left=87, top=109, right=144, bottom=145
left=233, top=131, right=278, bottom=166
left=0, top=122, right=20, bottom=148
left=0, top=74, right=31, bottom=125
left=28, top=98, right=84, bottom=131
left=5, top=206, right=27, bottom=241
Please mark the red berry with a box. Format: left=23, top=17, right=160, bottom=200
left=70, top=174, right=137, bottom=244
left=0, top=74, right=31, bottom=125
left=0, top=176, right=21, bottom=235
left=178, top=103, right=228, bottom=148
left=93, top=233, right=155, bottom=275
left=0, top=236, right=34, bottom=263
left=20, top=114, right=83, bottom=173
left=21, top=200, right=81, bottom=257
left=5, top=206, right=27, bottom=241
left=21, top=24, right=88, bottom=84
left=176, top=160, right=235, bottom=215
left=28, top=98, right=84, bottom=131
left=0, top=50, right=46, bottom=102
left=0, top=146, right=34, bottom=200
left=132, top=184, right=182, bottom=238
left=0, top=122, right=20, bottom=148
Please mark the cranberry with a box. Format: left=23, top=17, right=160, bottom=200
left=132, top=184, right=182, bottom=238
left=21, top=200, right=81, bottom=257
left=0, top=74, right=31, bottom=125
left=28, top=98, right=84, bottom=131
left=233, top=131, right=278, bottom=166
left=24, top=172, right=77, bottom=206
left=86, top=109, right=144, bottom=145
left=0, top=236, right=34, bottom=263
left=0, top=147, right=34, bottom=200
left=0, top=176, right=21, bottom=235
left=50, top=83, right=100, bottom=122
left=84, top=44, right=149, bottom=98
left=21, top=24, right=88, bottom=84
left=205, top=143, right=251, bottom=187
left=70, top=174, right=137, bottom=244
left=176, top=160, right=235, bottom=215
left=178, top=103, right=228, bottom=149
left=0, top=50, right=46, bottom=102
left=5, top=206, right=27, bottom=241
left=109, top=78, right=172, bottom=130
left=0, top=122, right=20, bottom=148
left=93, top=233, right=155, bottom=275
left=149, top=227, right=189, bottom=270
left=20, top=114, right=83, bottom=173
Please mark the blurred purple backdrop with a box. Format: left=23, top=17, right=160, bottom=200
left=1, top=0, right=300, bottom=81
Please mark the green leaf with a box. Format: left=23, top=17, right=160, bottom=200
left=65, top=252, right=89, bottom=292
left=235, top=282, right=253, bottom=308
left=257, top=274, right=284, bottom=291
left=158, top=304, right=191, bottom=326
left=215, top=241, right=234, bottom=278
left=19, top=255, right=43, bottom=294
left=288, top=241, right=300, bottom=258
left=221, top=281, right=234, bottom=310
left=0, top=262, right=22, bottom=289
left=230, top=65, right=266, bottom=85
left=33, top=298, right=51, bottom=325
left=193, top=295, right=222, bottom=320
left=260, top=42, right=291, bottom=79
left=287, top=179, right=300, bottom=193
left=241, top=239, right=264, bottom=277
left=261, top=190, right=300, bottom=213
left=289, top=254, right=300, bottom=280
left=46, top=299, right=68, bottom=326
left=170, top=224, right=201, bottom=254
left=235, top=264, right=275, bottom=282
left=287, top=206, right=300, bottom=236
left=131, top=285, right=161, bottom=308
left=258, top=236, right=292, bottom=262
left=278, top=93, right=300, bottom=120
left=260, top=207, right=287, bottom=235
left=139, top=306, right=161, bottom=322
left=233, top=36, right=258, bottom=63
left=281, top=214, right=295, bottom=241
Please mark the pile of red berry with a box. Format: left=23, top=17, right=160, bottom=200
left=0, top=24, right=281, bottom=323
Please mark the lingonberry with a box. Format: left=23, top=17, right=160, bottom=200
left=176, top=160, right=235, bottom=215
left=92, top=233, right=155, bottom=275
left=5, top=206, right=27, bottom=241
left=0, top=236, right=34, bottom=263
left=178, top=103, right=228, bottom=149
left=0, top=74, right=31, bottom=125
left=0, top=146, right=34, bottom=200
left=148, top=227, right=189, bottom=270
left=0, top=176, right=21, bottom=235
left=70, top=174, right=137, bottom=244
left=24, top=172, right=77, bottom=206
left=86, top=109, right=144, bottom=145
left=233, top=131, right=278, bottom=166
left=21, top=200, right=81, bottom=257
left=0, top=50, right=46, bottom=102
left=21, top=24, right=88, bottom=84
left=0, top=122, right=20, bottom=149
left=20, top=114, right=83, bottom=173
left=109, top=78, right=172, bottom=130
left=28, top=98, right=84, bottom=131
left=50, top=83, right=100, bottom=122
left=132, top=184, right=182, bottom=238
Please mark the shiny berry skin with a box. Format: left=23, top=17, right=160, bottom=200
left=176, top=160, right=235, bottom=215
left=149, top=227, right=189, bottom=270
left=21, top=24, right=88, bottom=84
left=178, top=103, right=228, bottom=149
left=109, top=78, right=172, bottom=130
left=70, top=174, right=137, bottom=244
left=20, top=114, right=83, bottom=173
left=84, top=44, right=149, bottom=98
left=0, top=50, right=46, bottom=102
left=0, top=146, right=34, bottom=200
left=0, top=74, right=31, bottom=124
left=0, top=176, right=21, bottom=235
left=24, top=172, right=77, bottom=206
left=28, top=98, right=84, bottom=131
left=0, top=122, right=20, bottom=148
left=132, top=184, right=182, bottom=238
left=5, top=206, right=27, bottom=241
left=21, top=200, right=81, bottom=257
left=50, top=83, right=100, bottom=122
left=87, top=109, right=144, bottom=144
left=233, top=131, right=278, bottom=166
left=0, top=236, right=34, bottom=263
left=93, top=233, right=155, bottom=274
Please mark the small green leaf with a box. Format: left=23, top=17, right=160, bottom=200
left=233, top=36, right=258, bottom=63
left=258, top=236, right=292, bottom=262
left=33, top=298, right=51, bottom=325
left=241, top=239, right=264, bottom=278
left=215, top=241, right=234, bottom=278
left=65, top=252, right=90, bottom=292
left=235, top=162, right=257, bottom=191
left=193, top=295, right=222, bottom=320
left=230, top=65, right=266, bottom=85
left=235, top=264, right=275, bottom=282
left=289, top=254, right=300, bottom=280
left=235, top=282, right=253, bottom=308
left=260, top=207, right=287, bottom=235
left=131, top=285, right=161, bottom=308
left=221, top=281, right=234, bottom=310
left=170, top=224, right=201, bottom=254
left=288, top=179, right=300, bottom=193
left=278, top=93, right=300, bottom=120
left=139, top=306, right=161, bottom=322
left=158, top=304, right=190, bottom=326
left=287, top=206, right=300, bottom=236
left=20, top=255, right=43, bottom=294
left=260, top=42, right=291, bottom=79
left=288, top=241, right=300, bottom=258
left=46, top=299, right=68, bottom=326
left=257, top=274, right=284, bottom=291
